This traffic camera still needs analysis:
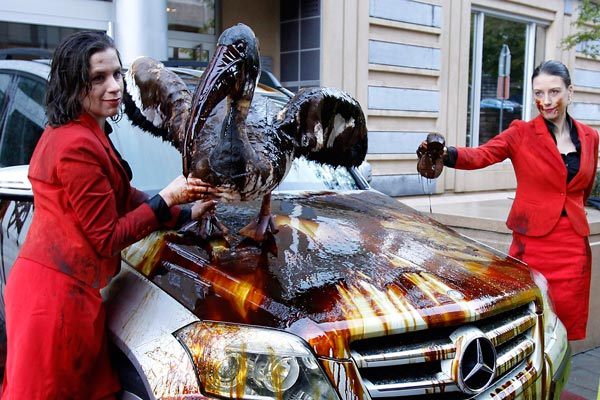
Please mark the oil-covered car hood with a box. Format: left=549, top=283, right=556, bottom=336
left=122, top=190, right=540, bottom=356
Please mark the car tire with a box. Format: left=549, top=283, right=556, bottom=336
left=120, top=391, right=145, bottom=400
left=110, top=343, right=151, bottom=400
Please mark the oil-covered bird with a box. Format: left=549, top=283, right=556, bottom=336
left=123, top=23, right=368, bottom=242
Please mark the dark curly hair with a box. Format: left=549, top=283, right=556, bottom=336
left=531, top=60, right=572, bottom=88
left=46, top=31, right=122, bottom=128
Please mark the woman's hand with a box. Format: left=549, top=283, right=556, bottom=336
left=159, top=175, right=220, bottom=207
left=190, top=200, right=219, bottom=220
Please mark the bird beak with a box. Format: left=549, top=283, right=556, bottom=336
left=183, top=28, right=260, bottom=176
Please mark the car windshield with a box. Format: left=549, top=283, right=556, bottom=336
left=275, top=157, right=359, bottom=191
left=110, top=114, right=361, bottom=194
left=110, top=68, right=361, bottom=194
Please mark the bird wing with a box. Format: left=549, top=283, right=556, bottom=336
left=276, top=87, right=368, bottom=168
left=122, top=56, right=192, bottom=153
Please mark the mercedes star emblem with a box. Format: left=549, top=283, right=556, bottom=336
left=443, top=327, right=497, bottom=394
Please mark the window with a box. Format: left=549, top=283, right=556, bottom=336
left=167, top=0, right=215, bottom=34
left=167, top=0, right=216, bottom=63
left=0, top=74, right=9, bottom=110
left=0, top=73, right=46, bottom=167
left=0, top=22, right=80, bottom=56
left=280, top=0, right=321, bottom=92
left=467, top=11, right=546, bottom=146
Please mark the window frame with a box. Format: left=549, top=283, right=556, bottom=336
left=468, top=8, right=547, bottom=147
left=279, top=0, right=322, bottom=92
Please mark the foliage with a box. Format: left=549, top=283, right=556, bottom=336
left=481, top=16, right=526, bottom=78
left=561, top=0, right=600, bottom=58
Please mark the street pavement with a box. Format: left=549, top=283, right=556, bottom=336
left=564, top=346, right=600, bottom=399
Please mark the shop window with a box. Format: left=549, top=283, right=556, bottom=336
left=467, top=11, right=546, bottom=146
left=167, top=0, right=215, bottom=63
left=167, top=0, right=215, bottom=34
left=0, top=22, right=80, bottom=56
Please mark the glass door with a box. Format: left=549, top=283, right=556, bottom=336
left=467, top=11, right=544, bottom=147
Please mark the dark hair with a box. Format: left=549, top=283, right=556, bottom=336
left=531, top=60, right=572, bottom=88
left=46, top=31, right=122, bottom=127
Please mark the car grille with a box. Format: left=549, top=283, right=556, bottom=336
left=350, top=303, right=537, bottom=398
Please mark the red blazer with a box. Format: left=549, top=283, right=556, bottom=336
left=455, top=114, right=599, bottom=237
left=19, top=113, right=182, bottom=288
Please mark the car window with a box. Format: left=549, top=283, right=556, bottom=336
left=110, top=114, right=183, bottom=193
left=276, top=157, right=359, bottom=191
left=0, top=74, right=46, bottom=167
left=0, top=74, right=10, bottom=113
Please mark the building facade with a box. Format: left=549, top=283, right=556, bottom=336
left=1, top=0, right=599, bottom=198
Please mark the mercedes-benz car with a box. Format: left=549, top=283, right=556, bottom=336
left=0, top=55, right=570, bottom=400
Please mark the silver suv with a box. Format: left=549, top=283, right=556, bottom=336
left=0, top=56, right=570, bottom=400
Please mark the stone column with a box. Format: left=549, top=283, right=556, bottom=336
left=114, top=0, right=168, bottom=65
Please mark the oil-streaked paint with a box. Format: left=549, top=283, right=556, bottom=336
left=122, top=190, right=540, bottom=359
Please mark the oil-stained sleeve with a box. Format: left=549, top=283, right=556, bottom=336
left=56, top=134, right=161, bottom=257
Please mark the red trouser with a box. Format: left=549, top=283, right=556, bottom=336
left=2, top=257, right=120, bottom=399
left=510, top=216, right=592, bottom=341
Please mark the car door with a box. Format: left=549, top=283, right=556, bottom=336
left=0, top=68, right=46, bottom=375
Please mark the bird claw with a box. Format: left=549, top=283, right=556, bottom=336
left=239, top=214, right=278, bottom=242
left=197, top=214, right=229, bottom=239
left=179, top=214, right=230, bottom=245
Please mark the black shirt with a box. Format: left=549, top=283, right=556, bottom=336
left=544, top=113, right=580, bottom=184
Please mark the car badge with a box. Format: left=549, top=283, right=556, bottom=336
left=441, top=327, right=497, bottom=394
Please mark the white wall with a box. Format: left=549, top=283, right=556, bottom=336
left=0, top=0, right=112, bottom=31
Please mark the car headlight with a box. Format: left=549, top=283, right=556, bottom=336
left=529, top=269, right=559, bottom=344
left=176, top=321, right=339, bottom=400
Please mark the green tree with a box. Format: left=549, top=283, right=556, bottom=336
left=562, top=0, right=600, bottom=58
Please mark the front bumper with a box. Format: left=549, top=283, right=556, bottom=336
left=545, top=319, right=571, bottom=400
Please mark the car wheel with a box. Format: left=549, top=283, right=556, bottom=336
left=110, top=343, right=151, bottom=400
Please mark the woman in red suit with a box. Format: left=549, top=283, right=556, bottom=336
left=419, top=60, right=599, bottom=341
left=2, top=32, right=219, bottom=399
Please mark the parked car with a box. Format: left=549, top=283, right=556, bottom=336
left=480, top=98, right=523, bottom=113
left=0, top=56, right=570, bottom=400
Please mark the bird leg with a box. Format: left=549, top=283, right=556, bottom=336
left=198, top=211, right=230, bottom=240
left=178, top=208, right=229, bottom=243
left=239, top=193, right=279, bottom=242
